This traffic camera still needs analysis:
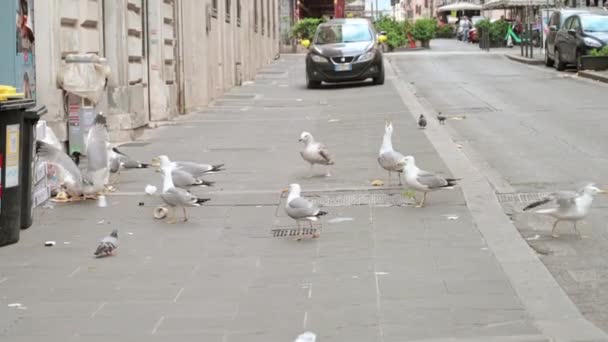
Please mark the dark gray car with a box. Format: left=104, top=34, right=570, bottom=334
left=554, top=12, right=608, bottom=70
left=545, top=8, right=608, bottom=68
left=305, top=19, right=384, bottom=89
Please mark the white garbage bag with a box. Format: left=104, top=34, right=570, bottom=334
left=57, top=54, right=110, bottom=104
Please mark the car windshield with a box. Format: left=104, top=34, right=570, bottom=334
left=314, top=24, right=372, bottom=44
left=581, top=15, right=608, bottom=32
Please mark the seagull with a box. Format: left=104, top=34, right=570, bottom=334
left=83, top=113, right=110, bottom=195
left=418, top=114, right=427, bottom=129
left=299, top=132, right=334, bottom=177
left=523, top=183, right=606, bottom=238
left=437, top=112, right=446, bottom=125
left=36, top=141, right=86, bottom=200
left=112, top=147, right=150, bottom=169
left=283, top=184, right=327, bottom=240
left=398, top=155, right=459, bottom=207
left=151, top=155, right=217, bottom=189
left=94, top=229, right=118, bottom=257
left=378, top=121, right=405, bottom=185
left=151, top=156, right=224, bottom=177
left=158, top=155, right=211, bottom=223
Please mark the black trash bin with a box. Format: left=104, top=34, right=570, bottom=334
left=0, top=99, right=35, bottom=246
left=21, top=105, right=47, bottom=229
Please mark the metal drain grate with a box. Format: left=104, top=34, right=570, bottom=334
left=120, top=141, right=151, bottom=147
left=303, top=191, right=411, bottom=207
left=271, top=227, right=318, bottom=238
left=496, top=192, right=551, bottom=204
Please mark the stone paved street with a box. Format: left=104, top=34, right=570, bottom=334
left=0, top=53, right=605, bottom=341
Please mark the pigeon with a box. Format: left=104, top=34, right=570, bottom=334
left=283, top=184, right=327, bottom=240
left=398, top=155, right=459, bottom=207
left=437, top=112, right=446, bottom=125
left=418, top=114, right=427, bottom=129
left=523, top=183, right=606, bottom=238
left=157, top=155, right=211, bottom=223
left=94, top=229, right=118, bottom=257
left=299, top=132, right=334, bottom=177
left=377, top=121, right=405, bottom=185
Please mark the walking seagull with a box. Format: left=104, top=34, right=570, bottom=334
left=158, top=155, right=211, bottom=224
left=299, top=132, right=334, bottom=177
left=378, top=121, right=405, bottom=185
left=398, top=155, right=459, bottom=207
left=94, top=229, right=118, bottom=257
left=523, top=183, right=606, bottom=238
left=151, top=156, right=224, bottom=176
left=152, top=155, right=215, bottom=189
left=437, top=112, right=446, bottom=125
left=283, top=184, right=327, bottom=240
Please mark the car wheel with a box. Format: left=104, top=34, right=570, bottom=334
left=373, top=70, right=385, bottom=85
left=544, top=45, right=554, bottom=67
left=554, top=49, right=566, bottom=71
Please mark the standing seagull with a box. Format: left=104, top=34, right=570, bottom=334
left=94, top=229, right=118, bottom=257
left=378, top=121, right=405, bottom=185
left=152, top=155, right=216, bottom=189
left=299, top=132, right=334, bottom=177
left=158, top=155, right=211, bottom=223
left=398, top=156, right=459, bottom=208
left=151, top=156, right=224, bottom=177
left=283, top=184, right=327, bottom=240
left=36, top=141, right=85, bottom=200
left=418, top=114, right=427, bottom=129
left=523, top=183, right=606, bottom=238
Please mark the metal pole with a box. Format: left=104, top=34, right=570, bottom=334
left=376, top=0, right=379, bottom=19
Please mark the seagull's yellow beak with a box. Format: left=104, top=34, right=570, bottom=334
left=281, top=188, right=289, bottom=193
left=599, top=189, right=608, bottom=194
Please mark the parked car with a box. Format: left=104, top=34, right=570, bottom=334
left=545, top=8, right=605, bottom=67
left=553, top=12, right=608, bottom=70
left=305, top=18, right=384, bottom=89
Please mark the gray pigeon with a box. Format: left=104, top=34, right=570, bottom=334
left=437, top=112, right=446, bottom=125
left=94, top=229, right=118, bottom=257
left=418, top=114, right=427, bottom=129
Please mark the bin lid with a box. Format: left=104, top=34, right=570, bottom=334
left=0, top=85, right=25, bottom=102
left=0, top=99, right=36, bottom=112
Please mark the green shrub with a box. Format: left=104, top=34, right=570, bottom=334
left=435, top=24, right=455, bottom=38
left=475, top=19, right=509, bottom=46
left=412, top=18, right=437, bottom=43
left=292, top=18, right=323, bottom=40
left=374, top=16, right=407, bottom=50
left=590, top=46, right=608, bottom=56
left=403, top=20, right=414, bottom=36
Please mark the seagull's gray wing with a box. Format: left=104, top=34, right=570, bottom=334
left=378, top=150, right=405, bottom=172
left=416, top=170, right=449, bottom=189
left=167, top=169, right=197, bottom=188
left=175, top=161, right=213, bottom=176
left=36, top=141, right=83, bottom=184
left=554, top=191, right=579, bottom=209
left=317, top=143, right=334, bottom=164
left=86, top=123, right=109, bottom=172
left=285, top=197, right=320, bottom=219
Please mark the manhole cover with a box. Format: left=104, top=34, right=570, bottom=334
left=496, top=192, right=551, bottom=204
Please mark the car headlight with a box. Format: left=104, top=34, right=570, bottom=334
left=583, top=37, right=602, bottom=48
left=311, top=55, right=328, bottom=63
left=356, top=50, right=376, bottom=63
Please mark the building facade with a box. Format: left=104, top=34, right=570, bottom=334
left=30, top=0, right=280, bottom=144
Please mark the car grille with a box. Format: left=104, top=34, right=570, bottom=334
left=330, top=56, right=356, bottom=64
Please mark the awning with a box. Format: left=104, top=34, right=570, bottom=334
left=436, top=2, right=483, bottom=12
left=483, top=0, right=555, bottom=9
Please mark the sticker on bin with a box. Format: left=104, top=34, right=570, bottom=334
left=5, top=124, right=20, bottom=188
